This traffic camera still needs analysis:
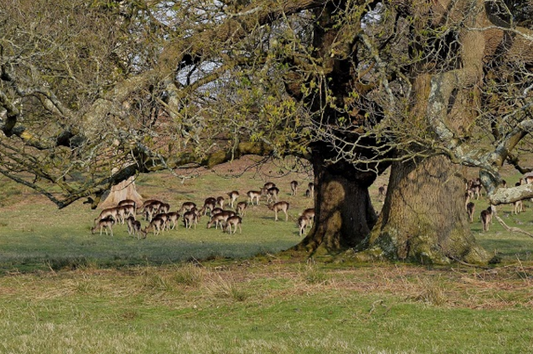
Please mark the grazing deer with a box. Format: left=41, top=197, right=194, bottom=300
left=154, top=213, right=169, bottom=231
left=183, top=208, right=199, bottom=229
left=264, top=186, right=280, bottom=203
left=268, top=201, right=290, bottom=221
left=263, top=182, right=276, bottom=191
left=126, top=216, right=144, bottom=239
left=224, top=215, right=242, bottom=234
left=466, top=202, right=475, bottom=223
left=143, top=216, right=165, bottom=236
left=202, top=197, right=217, bottom=215
left=207, top=210, right=235, bottom=229
left=141, top=199, right=163, bottom=218
left=91, top=217, right=115, bottom=236
left=216, top=196, right=225, bottom=209
left=119, top=204, right=136, bottom=222
left=227, top=191, right=239, bottom=208
left=179, top=201, right=197, bottom=215
left=94, top=207, right=121, bottom=225
left=480, top=208, right=492, bottom=232
left=297, top=215, right=311, bottom=236
left=290, top=181, right=298, bottom=196
left=301, top=208, right=315, bottom=225
left=247, top=190, right=262, bottom=205
left=118, top=199, right=137, bottom=214
left=166, top=211, right=180, bottom=230
left=236, top=201, right=247, bottom=216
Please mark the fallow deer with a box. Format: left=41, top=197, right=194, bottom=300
left=91, top=217, right=115, bottom=236
left=466, top=202, right=475, bottom=223
left=143, top=216, right=165, bottom=236
left=94, top=207, right=121, bottom=226
left=126, top=216, right=144, bottom=239
left=264, top=186, right=280, bottom=203
left=268, top=201, right=290, bottom=221
left=216, top=196, right=225, bottom=209
left=227, top=191, right=239, bottom=208
left=183, top=208, right=199, bottom=229
left=223, top=215, right=242, bottom=234
left=202, top=197, right=217, bottom=215
left=290, top=181, right=298, bottom=196
left=480, top=208, right=492, bottom=232
left=297, top=216, right=311, bottom=236
left=378, top=184, right=387, bottom=202
left=236, top=201, right=247, bottom=216
left=179, top=201, right=197, bottom=215
left=301, top=208, right=315, bottom=225
left=207, top=210, right=235, bottom=229
left=513, top=199, right=524, bottom=215
left=166, top=211, right=180, bottom=230
left=307, top=182, right=315, bottom=199
left=118, top=199, right=137, bottom=214
left=247, top=190, right=261, bottom=205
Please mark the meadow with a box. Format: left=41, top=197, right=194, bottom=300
left=1, top=157, right=533, bottom=353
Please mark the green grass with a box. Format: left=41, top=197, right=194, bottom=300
left=1, top=161, right=533, bottom=353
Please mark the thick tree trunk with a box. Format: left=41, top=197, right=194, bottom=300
left=360, top=155, right=489, bottom=264
left=295, top=149, right=378, bottom=254
left=99, top=176, right=143, bottom=209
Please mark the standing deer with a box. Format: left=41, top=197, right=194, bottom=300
left=143, top=216, right=165, bottom=236
left=94, top=207, right=121, bottom=226
left=264, top=186, right=280, bottom=203
left=247, top=190, right=262, bottom=205
left=183, top=208, right=199, bottom=229
left=207, top=210, right=235, bottom=229
left=91, top=217, right=115, bottom=236
left=126, top=216, right=145, bottom=239
left=202, top=197, right=217, bottom=215
left=480, top=208, right=492, bottom=232
left=301, top=208, right=315, bottom=225
left=290, top=181, right=298, bottom=196
left=236, top=201, right=248, bottom=216
left=307, top=182, right=315, bottom=199
left=166, top=211, right=180, bottom=230
left=224, top=215, right=242, bottom=234
left=227, top=191, right=239, bottom=208
left=297, top=216, right=311, bottom=236
left=378, top=184, right=387, bottom=202
left=466, top=202, right=475, bottom=223
left=268, top=201, right=290, bottom=221
left=513, top=199, right=524, bottom=215
left=216, top=196, right=225, bottom=209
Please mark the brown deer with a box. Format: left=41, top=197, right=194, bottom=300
left=224, top=215, right=242, bottom=234
left=94, top=207, right=121, bottom=226
left=290, top=181, right=298, bottom=196
left=227, top=191, right=239, bottom=208
left=378, top=184, right=387, bottom=202
left=216, top=196, right=225, bottom=209
left=247, top=190, right=262, bottom=205
left=179, top=201, right=197, bottom=215
left=480, top=208, right=492, bottom=232
left=264, top=186, right=280, bottom=203
left=466, top=202, right=475, bottom=223
left=91, top=217, right=115, bottom=236
left=297, top=215, right=311, bottom=236
left=268, top=201, right=290, bottom=221
left=118, top=199, right=137, bottom=214
left=126, top=216, right=145, bottom=239
left=166, top=211, right=180, bottom=230
left=307, top=182, right=315, bottom=199
left=183, top=208, right=199, bottom=229
left=236, top=201, right=247, bottom=216
left=301, top=208, right=315, bottom=225
left=202, top=197, right=217, bottom=215
left=207, top=210, right=235, bottom=229
left=513, top=199, right=524, bottom=215
left=143, top=216, right=165, bottom=236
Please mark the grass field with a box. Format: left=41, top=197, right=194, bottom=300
left=1, top=157, right=533, bottom=353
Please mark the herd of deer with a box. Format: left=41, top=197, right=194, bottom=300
left=91, top=180, right=316, bottom=239
left=465, top=176, right=532, bottom=232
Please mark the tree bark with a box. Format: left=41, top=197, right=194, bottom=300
left=361, top=155, right=489, bottom=264
left=295, top=147, right=378, bottom=254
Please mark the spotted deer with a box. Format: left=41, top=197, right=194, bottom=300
left=268, top=201, right=290, bottom=221
left=223, top=215, right=242, bottom=234
left=91, top=217, right=115, bottom=236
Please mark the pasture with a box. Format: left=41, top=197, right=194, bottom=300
left=1, top=157, right=533, bottom=353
